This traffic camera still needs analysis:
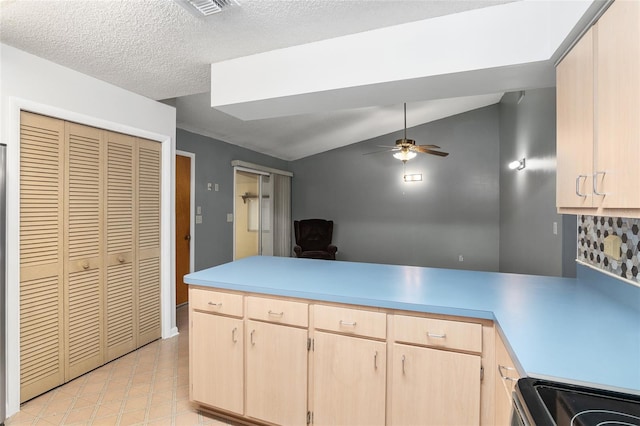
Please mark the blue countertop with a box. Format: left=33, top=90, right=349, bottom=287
left=184, top=256, right=640, bottom=393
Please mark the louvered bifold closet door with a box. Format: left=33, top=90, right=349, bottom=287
left=136, top=138, right=162, bottom=346
left=64, top=122, right=105, bottom=380
left=19, top=111, right=65, bottom=402
left=105, top=131, right=136, bottom=361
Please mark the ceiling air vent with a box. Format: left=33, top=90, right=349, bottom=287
left=176, top=0, right=240, bottom=17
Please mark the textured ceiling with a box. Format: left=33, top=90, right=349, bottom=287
left=3, top=0, right=561, bottom=160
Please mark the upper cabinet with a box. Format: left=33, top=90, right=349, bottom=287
left=556, top=0, right=640, bottom=217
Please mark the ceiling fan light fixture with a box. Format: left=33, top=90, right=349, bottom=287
left=393, top=150, right=417, bottom=162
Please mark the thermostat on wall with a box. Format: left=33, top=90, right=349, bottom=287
left=603, top=234, right=622, bottom=260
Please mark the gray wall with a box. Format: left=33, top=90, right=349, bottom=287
left=176, top=128, right=290, bottom=270
left=291, top=106, right=501, bottom=271
left=498, top=88, right=576, bottom=277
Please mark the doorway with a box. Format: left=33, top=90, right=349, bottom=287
left=175, top=151, right=194, bottom=306
left=234, top=168, right=272, bottom=260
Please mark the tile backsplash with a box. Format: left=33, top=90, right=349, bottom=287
left=578, top=215, right=640, bottom=283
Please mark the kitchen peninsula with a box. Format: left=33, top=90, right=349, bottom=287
left=184, top=256, right=640, bottom=425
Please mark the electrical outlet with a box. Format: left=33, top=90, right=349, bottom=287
left=214, top=183, right=219, bottom=192
left=226, top=213, right=233, bottom=222
left=195, top=215, right=203, bottom=224
left=207, top=183, right=212, bottom=191
left=458, top=255, right=464, bottom=262
left=553, top=222, right=558, bottom=235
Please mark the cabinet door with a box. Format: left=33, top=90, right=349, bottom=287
left=190, top=311, right=244, bottom=415
left=390, top=343, right=481, bottom=426
left=596, top=0, right=640, bottom=208
left=494, top=334, right=520, bottom=426
left=312, top=331, right=386, bottom=426
left=556, top=28, right=594, bottom=209
left=246, top=320, right=308, bottom=426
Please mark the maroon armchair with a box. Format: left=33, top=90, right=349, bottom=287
left=293, top=219, right=337, bottom=260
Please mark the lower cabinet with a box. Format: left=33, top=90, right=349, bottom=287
left=189, top=287, right=502, bottom=426
left=494, top=332, right=521, bottom=426
left=390, top=343, right=481, bottom=426
left=190, top=311, right=244, bottom=415
left=245, top=320, right=308, bottom=425
left=312, top=331, right=386, bottom=426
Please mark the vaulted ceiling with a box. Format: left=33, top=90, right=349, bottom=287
left=0, top=0, right=599, bottom=160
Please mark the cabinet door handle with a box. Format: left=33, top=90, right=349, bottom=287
left=498, top=364, right=517, bottom=381
left=232, top=327, right=238, bottom=343
left=401, top=355, right=406, bottom=374
left=593, top=171, right=607, bottom=196
left=250, top=329, right=256, bottom=346
left=118, top=255, right=125, bottom=263
left=207, top=302, right=222, bottom=308
left=268, top=310, right=284, bottom=317
left=82, top=261, right=90, bottom=270
left=427, top=332, right=446, bottom=339
left=576, top=175, right=588, bottom=197
left=339, top=320, right=357, bottom=327
left=374, top=351, right=378, bottom=370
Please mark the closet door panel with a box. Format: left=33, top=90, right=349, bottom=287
left=105, top=131, right=136, bottom=361
left=65, top=122, right=104, bottom=380
left=19, top=111, right=65, bottom=402
left=137, top=138, right=162, bottom=345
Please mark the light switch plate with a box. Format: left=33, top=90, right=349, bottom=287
left=196, top=206, right=201, bottom=215
left=227, top=213, right=233, bottom=222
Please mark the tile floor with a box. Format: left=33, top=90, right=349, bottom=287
left=6, top=305, right=231, bottom=426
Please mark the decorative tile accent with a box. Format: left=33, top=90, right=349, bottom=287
left=578, top=215, right=640, bottom=283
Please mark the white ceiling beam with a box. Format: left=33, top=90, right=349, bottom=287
left=211, top=0, right=593, bottom=120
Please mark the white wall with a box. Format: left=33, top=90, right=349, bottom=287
left=0, top=44, right=177, bottom=417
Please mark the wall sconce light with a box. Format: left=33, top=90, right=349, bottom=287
left=508, top=158, right=526, bottom=171
left=403, top=173, right=423, bottom=182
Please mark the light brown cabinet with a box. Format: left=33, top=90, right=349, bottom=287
left=189, top=288, right=495, bottom=426
left=494, top=332, right=520, bottom=426
left=556, top=0, right=640, bottom=216
left=19, top=111, right=161, bottom=402
left=189, top=288, right=244, bottom=415
left=311, top=306, right=387, bottom=426
left=389, top=315, right=482, bottom=426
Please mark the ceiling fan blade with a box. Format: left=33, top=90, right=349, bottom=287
left=417, top=144, right=441, bottom=149
left=416, top=146, right=449, bottom=157
left=375, top=145, right=400, bottom=149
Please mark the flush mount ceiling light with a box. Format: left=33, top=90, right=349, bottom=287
left=508, top=158, right=526, bottom=171
left=175, top=0, right=240, bottom=17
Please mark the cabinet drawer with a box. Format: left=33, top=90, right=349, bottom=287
left=247, top=296, right=308, bottom=327
left=393, top=315, right=482, bottom=353
left=314, top=305, right=386, bottom=339
left=190, top=288, right=243, bottom=318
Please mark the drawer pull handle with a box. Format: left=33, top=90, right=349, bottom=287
left=268, top=310, right=284, bottom=317
left=374, top=351, right=378, bottom=370
left=339, top=320, right=357, bottom=327
left=118, top=255, right=125, bottom=263
left=401, top=355, right=406, bottom=374
left=498, top=365, right=517, bottom=381
left=250, top=329, right=256, bottom=346
left=208, top=302, right=222, bottom=308
left=82, top=261, right=90, bottom=270
left=427, top=332, right=446, bottom=339
left=232, top=327, right=238, bottom=343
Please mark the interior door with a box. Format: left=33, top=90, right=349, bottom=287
left=175, top=154, right=191, bottom=306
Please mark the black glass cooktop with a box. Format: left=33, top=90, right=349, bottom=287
left=515, top=378, right=640, bottom=426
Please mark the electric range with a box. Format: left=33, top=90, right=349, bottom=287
left=513, top=377, right=640, bottom=426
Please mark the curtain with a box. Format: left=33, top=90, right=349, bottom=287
left=272, top=173, right=292, bottom=257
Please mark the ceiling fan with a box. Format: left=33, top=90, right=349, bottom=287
left=365, top=103, right=449, bottom=163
